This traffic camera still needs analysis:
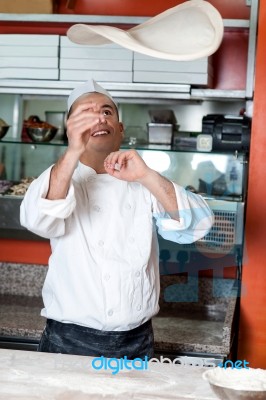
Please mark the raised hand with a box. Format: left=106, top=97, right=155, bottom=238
left=104, top=149, right=150, bottom=182
left=66, top=101, right=105, bottom=156
left=104, top=149, right=179, bottom=219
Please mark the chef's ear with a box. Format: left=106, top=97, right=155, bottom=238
left=119, top=122, right=124, bottom=138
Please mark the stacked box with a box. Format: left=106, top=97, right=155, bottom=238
left=0, top=0, right=54, bottom=13
left=0, top=35, right=59, bottom=80
left=133, top=53, right=213, bottom=87
left=59, top=36, right=133, bottom=83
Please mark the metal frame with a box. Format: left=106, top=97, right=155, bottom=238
left=0, top=14, right=252, bottom=28
left=245, top=0, right=259, bottom=99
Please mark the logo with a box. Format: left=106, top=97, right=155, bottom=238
left=218, top=359, right=249, bottom=369
left=91, top=355, right=148, bottom=375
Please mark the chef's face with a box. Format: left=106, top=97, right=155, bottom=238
left=70, top=92, right=124, bottom=152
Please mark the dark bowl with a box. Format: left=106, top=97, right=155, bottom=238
left=0, top=125, right=10, bottom=139
left=26, top=126, right=58, bottom=143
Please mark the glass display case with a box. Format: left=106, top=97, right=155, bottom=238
left=0, top=139, right=247, bottom=199
left=0, top=138, right=247, bottom=254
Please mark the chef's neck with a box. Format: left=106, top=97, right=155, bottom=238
left=79, top=149, right=117, bottom=174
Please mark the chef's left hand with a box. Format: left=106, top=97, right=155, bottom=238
left=104, top=149, right=150, bottom=182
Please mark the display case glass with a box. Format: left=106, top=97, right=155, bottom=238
left=0, top=139, right=247, bottom=201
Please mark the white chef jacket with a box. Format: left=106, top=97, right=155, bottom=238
left=20, top=162, right=213, bottom=331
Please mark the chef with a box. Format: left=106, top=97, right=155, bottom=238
left=20, top=79, right=214, bottom=359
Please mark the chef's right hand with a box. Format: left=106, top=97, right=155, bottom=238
left=66, top=102, right=101, bottom=156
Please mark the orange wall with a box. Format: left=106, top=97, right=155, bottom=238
left=58, top=0, right=250, bottom=19
left=237, top=0, right=266, bottom=368
left=0, top=240, right=51, bottom=264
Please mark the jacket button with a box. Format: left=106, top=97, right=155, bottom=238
left=108, top=310, right=113, bottom=316
left=98, top=240, right=104, bottom=246
left=104, top=274, right=110, bottom=281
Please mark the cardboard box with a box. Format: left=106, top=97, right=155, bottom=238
left=0, top=34, right=59, bottom=46
left=0, top=68, right=58, bottom=79
left=0, top=57, right=58, bottom=68
left=0, top=35, right=59, bottom=58
left=60, top=37, right=133, bottom=82
left=134, top=54, right=211, bottom=73
left=60, top=37, right=133, bottom=60
left=0, top=0, right=54, bottom=14
left=60, top=59, right=132, bottom=72
left=0, top=46, right=58, bottom=57
left=60, top=69, right=132, bottom=82
left=60, top=46, right=133, bottom=60
left=133, top=71, right=212, bottom=86
left=0, top=34, right=59, bottom=81
left=133, top=52, right=212, bottom=86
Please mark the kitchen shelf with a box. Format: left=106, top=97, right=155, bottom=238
left=0, top=137, right=250, bottom=155
left=0, top=138, right=68, bottom=146
left=0, top=80, right=249, bottom=102
left=0, top=0, right=258, bottom=100
left=0, top=13, right=250, bottom=28
left=0, top=80, right=192, bottom=100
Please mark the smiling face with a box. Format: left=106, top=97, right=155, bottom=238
left=70, top=92, right=124, bottom=154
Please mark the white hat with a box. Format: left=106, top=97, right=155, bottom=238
left=67, top=79, right=117, bottom=112
left=67, top=0, right=224, bottom=62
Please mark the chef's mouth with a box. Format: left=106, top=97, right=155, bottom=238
left=91, top=128, right=111, bottom=137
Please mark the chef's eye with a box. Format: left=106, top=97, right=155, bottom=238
left=103, top=109, right=112, bottom=116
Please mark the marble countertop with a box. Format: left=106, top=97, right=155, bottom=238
left=0, top=348, right=219, bottom=399
left=0, top=263, right=238, bottom=357
left=0, top=294, right=236, bottom=357
left=0, top=295, right=44, bottom=340
left=153, top=306, right=231, bottom=356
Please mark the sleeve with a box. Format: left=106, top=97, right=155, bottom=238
left=152, top=182, right=214, bottom=244
left=20, top=165, right=76, bottom=239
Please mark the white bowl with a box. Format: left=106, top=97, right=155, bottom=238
left=202, top=367, right=266, bottom=400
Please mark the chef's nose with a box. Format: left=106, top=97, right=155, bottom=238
left=98, top=113, right=107, bottom=124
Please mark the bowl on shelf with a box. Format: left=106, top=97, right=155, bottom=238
left=0, top=118, right=10, bottom=140
left=0, top=125, right=10, bottom=140
left=202, top=367, right=266, bottom=400
left=25, top=125, right=58, bottom=143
